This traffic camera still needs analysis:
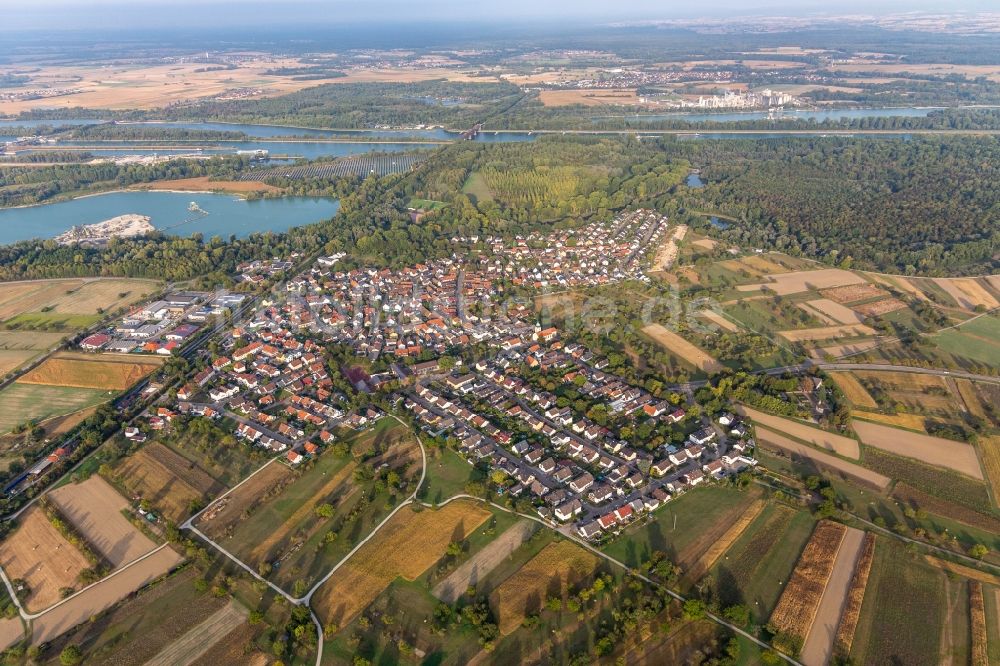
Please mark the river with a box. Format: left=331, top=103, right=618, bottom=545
left=0, top=191, right=339, bottom=245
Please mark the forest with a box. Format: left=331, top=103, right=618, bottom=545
left=663, top=135, right=1000, bottom=274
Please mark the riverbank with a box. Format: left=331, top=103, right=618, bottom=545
left=132, top=177, right=281, bottom=195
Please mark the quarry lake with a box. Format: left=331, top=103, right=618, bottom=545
left=0, top=191, right=340, bottom=245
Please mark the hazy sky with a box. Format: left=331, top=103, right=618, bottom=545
left=1, top=0, right=996, bottom=31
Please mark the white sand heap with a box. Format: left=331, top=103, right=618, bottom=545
left=55, top=214, right=155, bottom=245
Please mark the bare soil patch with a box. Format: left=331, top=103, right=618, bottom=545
left=739, top=406, right=860, bottom=459
left=30, top=545, right=183, bottom=645
left=755, top=427, right=889, bottom=491
left=851, top=419, right=984, bottom=480
left=0, top=618, right=23, bottom=652
left=137, top=177, right=281, bottom=194
left=0, top=505, right=90, bottom=612
left=48, top=476, right=156, bottom=567
left=432, top=520, right=539, bottom=603
left=642, top=323, right=723, bottom=373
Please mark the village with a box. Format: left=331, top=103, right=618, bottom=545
left=108, top=208, right=757, bottom=544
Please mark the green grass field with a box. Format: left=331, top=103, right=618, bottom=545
left=407, top=197, right=449, bottom=211
left=711, top=503, right=816, bottom=624
left=933, top=315, right=1000, bottom=366
left=0, top=383, right=110, bottom=434
left=2, top=312, right=102, bottom=331
left=461, top=171, right=493, bottom=203
left=851, top=537, right=946, bottom=666
left=418, top=447, right=481, bottom=505
left=601, top=485, right=757, bottom=568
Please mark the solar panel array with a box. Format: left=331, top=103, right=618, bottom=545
left=240, top=152, right=427, bottom=181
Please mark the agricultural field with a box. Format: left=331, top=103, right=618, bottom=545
left=861, top=447, right=992, bottom=513
left=641, top=323, right=723, bottom=373
left=142, top=600, right=249, bottom=666
left=48, top=475, right=157, bottom=567
left=603, top=484, right=761, bottom=568
left=797, top=299, right=865, bottom=325
left=312, top=500, right=491, bottom=628
left=215, top=422, right=422, bottom=590
left=799, top=526, right=867, bottom=666
left=778, top=323, right=876, bottom=342
left=852, top=419, right=984, bottom=480
left=18, top=353, right=162, bottom=391
left=755, top=427, right=890, bottom=491
left=821, top=283, right=889, bottom=304
left=979, top=436, right=1000, bottom=507
left=194, top=461, right=294, bottom=541
left=768, top=520, right=847, bottom=654
left=849, top=537, right=948, bottom=666
left=0, top=278, right=156, bottom=330
left=110, top=442, right=226, bottom=523
left=33, top=564, right=228, bottom=663
left=828, top=372, right=877, bottom=409
left=736, top=268, right=866, bottom=296
left=0, top=382, right=109, bottom=435
left=490, top=539, right=599, bottom=635
left=852, top=411, right=930, bottom=432
left=432, top=519, right=539, bottom=604
left=681, top=499, right=764, bottom=586
left=970, top=581, right=988, bottom=666
left=739, top=406, right=860, bottom=458
left=0, top=331, right=65, bottom=377
left=833, top=533, right=876, bottom=659
left=710, top=503, right=817, bottom=624
left=698, top=308, right=741, bottom=332
left=932, top=277, right=1000, bottom=311
left=0, top=505, right=91, bottom=612
left=933, top=315, right=1000, bottom=366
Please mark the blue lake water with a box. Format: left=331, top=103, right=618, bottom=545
left=0, top=191, right=339, bottom=245
left=686, top=173, right=704, bottom=188
left=596, top=107, right=941, bottom=123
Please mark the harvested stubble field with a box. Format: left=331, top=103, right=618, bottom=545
left=491, top=539, right=599, bottom=635
left=0, top=383, right=109, bottom=435
left=811, top=340, right=880, bottom=360
left=971, top=581, right=989, bottom=666
left=0, top=278, right=155, bottom=322
left=852, top=419, right=984, bottom=480
left=933, top=278, right=1000, bottom=311
left=0, top=618, right=22, bottom=652
left=188, top=622, right=269, bottom=666
left=682, top=499, right=765, bottom=586
left=113, top=443, right=225, bottom=523
left=755, top=427, right=890, bottom=491
left=738, top=406, right=860, bottom=458
left=853, top=370, right=948, bottom=390
left=769, top=521, right=847, bottom=649
left=924, top=556, right=1000, bottom=587
left=642, top=323, right=723, bottom=373
left=821, top=283, right=888, bottom=304
left=48, top=475, right=156, bottom=568
left=313, top=500, right=491, bottom=628
left=852, top=411, right=927, bottom=432
left=955, top=379, right=988, bottom=420
left=828, top=372, right=877, bottom=409
left=737, top=268, right=866, bottom=296
left=0, top=331, right=64, bottom=375
left=0, top=505, right=91, bottom=612
left=800, top=526, right=867, bottom=666
left=699, top=309, right=741, bottom=332
left=30, top=545, right=184, bottom=647
left=800, top=299, right=865, bottom=325
left=18, top=354, right=161, bottom=391
left=833, top=533, right=876, bottom=658
left=779, top=323, right=876, bottom=342
left=194, top=461, right=293, bottom=540
left=432, top=519, right=539, bottom=604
